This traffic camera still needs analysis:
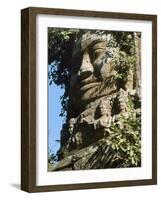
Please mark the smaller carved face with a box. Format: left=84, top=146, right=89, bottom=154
left=117, top=89, right=128, bottom=112
left=98, top=101, right=111, bottom=117
left=69, top=118, right=75, bottom=126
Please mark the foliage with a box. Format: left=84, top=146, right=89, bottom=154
left=106, top=110, right=141, bottom=167
left=48, top=150, right=57, bottom=164
left=48, top=28, right=79, bottom=117
left=110, top=33, right=136, bottom=87
left=112, top=50, right=136, bottom=88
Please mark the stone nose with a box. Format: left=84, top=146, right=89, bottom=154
left=78, top=52, right=93, bottom=79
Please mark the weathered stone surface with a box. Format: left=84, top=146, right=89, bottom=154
left=54, top=31, right=141, bottom=170
left=52, top=139, right=125, bottom=171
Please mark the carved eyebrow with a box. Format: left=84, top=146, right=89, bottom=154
left=91, top=38, right=106, bottom=45
left=90, top=39, right=107, bottom=50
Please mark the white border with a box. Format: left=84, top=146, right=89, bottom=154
left=36, top=14, right=152, bottom=186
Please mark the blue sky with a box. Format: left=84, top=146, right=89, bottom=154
left=48, top=66, right=65, bottom=155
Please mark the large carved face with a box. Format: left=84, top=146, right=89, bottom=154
left=70, top=32, right=117, bottom=113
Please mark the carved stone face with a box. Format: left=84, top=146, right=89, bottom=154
left=70, top=32, right=117, bottom=113
left=98, top=101, right=111, bottom=117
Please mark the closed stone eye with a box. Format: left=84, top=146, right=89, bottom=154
left=90, top=42, right=107, bottom=62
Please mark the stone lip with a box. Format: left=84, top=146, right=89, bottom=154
left=80, top=82, right=100, bottom=92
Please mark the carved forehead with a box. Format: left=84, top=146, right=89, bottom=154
left=81, top=31, right=108, bottom=50
left=73, top=31, right=109, bottom=56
